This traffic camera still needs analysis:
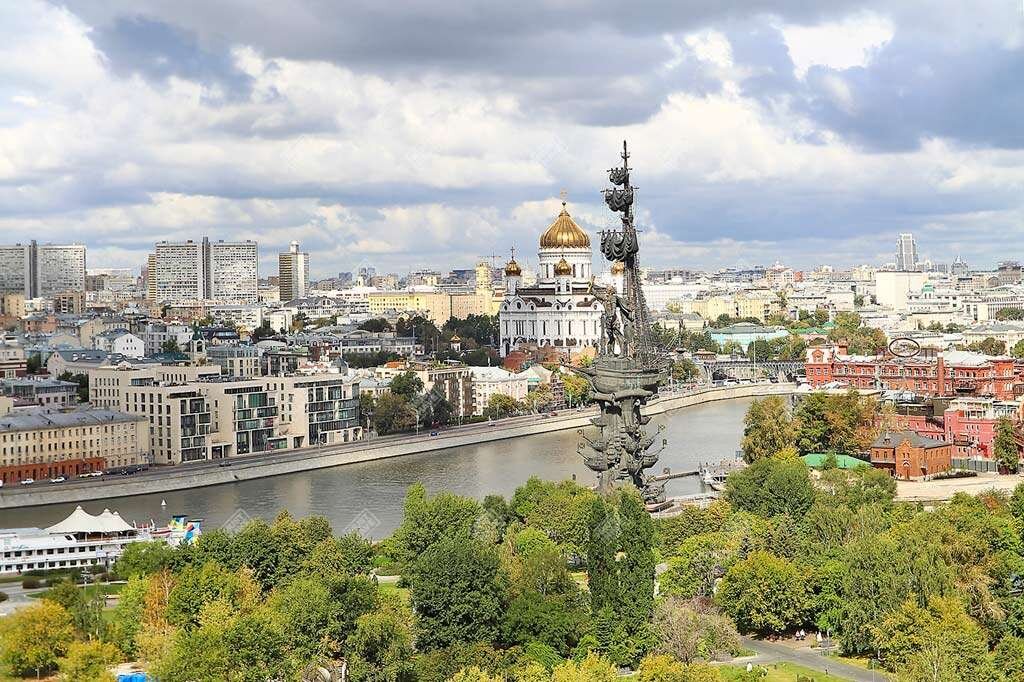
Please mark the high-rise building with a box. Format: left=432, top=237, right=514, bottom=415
left=278, top=241, right=309, bottom=302
left=0, top=241, right=86, bottom=298
left=150, top=238, right=258, bottom=304
left=895, top=233, right=919, bottom=271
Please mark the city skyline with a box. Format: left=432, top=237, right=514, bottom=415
left=2, top=2, right=1023, bottom=277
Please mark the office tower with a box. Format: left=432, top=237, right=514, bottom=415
left=151, top=238, right=258, bottom=304
left=0, top=241, right=86, bottom=297
left=204, top=238, right=258, bottom=304
left=145, top=253, right=157, bottom=302
left=278, top=241, right=310, bottom=302
left=895, top=233, right=919, bottom=271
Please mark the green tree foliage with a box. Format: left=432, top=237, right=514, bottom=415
left=389, top=371, right=424, bottom=399
left=57, top=640, right=120, bottom=682
left=996, top=308, right=1024, bottom=321
left=725, top=457, right=816, bottom=519
left=740, top=396, right=795, bottom=463
left=346, top=596, right=417, bottom=682
left=359, top=318, right=394, bottom=332
left=671, top=357, right=699, bottom=382
left=510, top=479, right=598, bottom=560
left=43, top=578, right=106, bottom=640
left=0, top=600, right=75, bottom=677
left=561, top=372, right=591, bottom=406
left=715, top=551, right=806, bottom=635
left=827, top=312, right=887, bottom=355
left=114, top=540, right=177, bottom=579
left=410, top=535, right=505, bottom=650
left=393, top=483, right=482, bottom=568
left=967, top=336, right=1008, bottom=355
left=995, top=416, right=1020, bottom=473
left=108, top=575, right=148, bottom=657
left=793, top=390, right=877, bottom=455
left=484, top=392, right=523, bottom=419
left=659, top=532, right=736, bottom=600
left=444, top=314, right=499, bottom=346
left=345, top=350, right=403, bottom=368
left=373, top=393, right=418, bottom=435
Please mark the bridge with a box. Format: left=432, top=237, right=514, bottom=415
left=696, top=359, right=804, bottom=382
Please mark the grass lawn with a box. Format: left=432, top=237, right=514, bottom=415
left=719, top=661, right=852, bottom=682
left=378, top=581, right=410, bottom=605
left=28, top=582, right=124, bottom=601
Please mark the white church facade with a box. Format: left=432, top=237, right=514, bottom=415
left=499, top=202, right=622, bottom=358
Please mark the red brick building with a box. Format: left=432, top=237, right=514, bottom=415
left=805, top=345, right=1018, bottom=399
left=870, top=431, right=952, bottom=480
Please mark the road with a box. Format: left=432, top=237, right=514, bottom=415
left=739, top=637, right=886, bottom=682
left=0, top=581, right=46, bottom=616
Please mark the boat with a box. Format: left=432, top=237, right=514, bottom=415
left=0, top=507, right=202, bottom=575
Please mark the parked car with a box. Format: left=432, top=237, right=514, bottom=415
left=49, top=476, right=67, bottom=484
left=20, top=478, right=34, bottom=485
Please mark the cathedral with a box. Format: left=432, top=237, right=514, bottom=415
left=499, top=202, right=622, bottom=358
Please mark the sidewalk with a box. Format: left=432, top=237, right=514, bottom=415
left=740, top=636, right=888, bottom=682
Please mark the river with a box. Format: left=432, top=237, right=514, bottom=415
left=0, top=397, right=753, bottom=539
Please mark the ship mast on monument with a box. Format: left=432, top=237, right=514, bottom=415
left=576, top=141, right=671, bottom=504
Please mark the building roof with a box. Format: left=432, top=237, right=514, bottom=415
left=0, top=408, right=146, bottom=433
left=539, top=203, right=590, bottom=249
left=802, top=453, right=869, bottom=469
left=871, top=430, right=949, bottom=450
left=712, top=323, right=786, bottom=335
left=46, top=506, right=134, bottom=534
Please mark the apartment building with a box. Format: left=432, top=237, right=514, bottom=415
left=0, top=241, right=86, bottom=297
left=150, top=238, right=258, bottom=304
left=279, top=241, right=310, bottom=302
left=122, top=383, right=214, bottom=464
left=88, top=364, right=222, bottom=409
left=0, top=409, right=148, bottom=485
left=207, top=345, right=260, bottom=378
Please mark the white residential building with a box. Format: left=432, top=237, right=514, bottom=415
left=92, top=330, right=145, bottom=358
left=470, top=366, right=529, bottom=415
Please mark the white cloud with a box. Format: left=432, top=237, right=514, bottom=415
left=781, top=11, right=894, bottom=79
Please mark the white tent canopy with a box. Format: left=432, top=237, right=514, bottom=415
left=46, top=506, right=134, bottom=534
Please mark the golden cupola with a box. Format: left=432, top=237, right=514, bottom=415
left=611, top=261, right=625, bottom=275
left=504, top=259, right=522, bottom=277
left=553, top=258, right=573, bottom=276
left=539, top=202, right=591, bottom=249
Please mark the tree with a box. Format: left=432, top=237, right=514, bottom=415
left=389, top=371, right=424, bottom=400
left=671, top=358, right=699, bottom=382
left=115, top=540, right=177, bottom=579
left=160, top=338, right=181, bottom=353
left=653, top=597, right=741, bottom=664
left=58, top=640, right=121, bottom=682
left=373, top=393, right=418, bottom=435
left=393, top=484, right=482, bottom=566
left=44, top=578, right=105, bottom=640
left=740, top=396, right=795, bottom=463
left=725, top=457, right=816, bottom=519
left=346, top=597, right=417, bottom=682
left=996, top=307, right=1024, bottom=321
left=109, top=575, right=148, bottom=657
left=715, top=551, right=806, bottom=635
left=410, top=535, right=505, bottom=650
left=359, top=318, right=394, bottom=333
left=250, top=320, right=274, bottom=341
left=1012, top=340, right=1024, bottom=359
left=549, top=653, right=618, bottom=682
left=995, top=417, right=1019, bottom=473
left=967, top=336, right=1007, bottom=355
left=561, top=372, right=591, bottom=406
left=301, top=533, right=374, bottom=577
left=484, top=393, right=522, bottom=419
left=793, top=391, right=876, bottom=455
left=659, top=532, right=735, bottom=600
left=0, top=600, right=75, bottom=677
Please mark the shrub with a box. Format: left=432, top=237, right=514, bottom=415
left=21, top=578, right=41, bottom=589
left=0, top=591, right=8, bottom=602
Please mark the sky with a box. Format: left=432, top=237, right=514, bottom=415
left=1, top=1, right=1023, bottom=279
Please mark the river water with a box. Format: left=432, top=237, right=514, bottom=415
left=0, top=398, right=753, bottom=539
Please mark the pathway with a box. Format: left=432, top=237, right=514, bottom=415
left=739, top=636, right=887, bottom=682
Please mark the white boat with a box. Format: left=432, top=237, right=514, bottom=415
left=0, top=506, right=201, bottom=575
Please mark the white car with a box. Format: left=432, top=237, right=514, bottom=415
left=49, top=476, right=67, bottom=484
left=20, top=478, right=34, bottom=485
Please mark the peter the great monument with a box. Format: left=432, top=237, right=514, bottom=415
left=577, top=141, right=671, bottom=504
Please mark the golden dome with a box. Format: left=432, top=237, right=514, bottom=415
left=504, top=259, right=522, bottom=277
left=539, top=203, right=590, bottom=249
left=611, top=261, right=625, bottom=275
left=554, top=258, right=573, bottom=276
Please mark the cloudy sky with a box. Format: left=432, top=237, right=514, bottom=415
left=2, top=1, right=1023, bottom=278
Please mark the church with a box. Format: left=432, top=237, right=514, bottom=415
left=499, top=202, right=623, bottom=359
